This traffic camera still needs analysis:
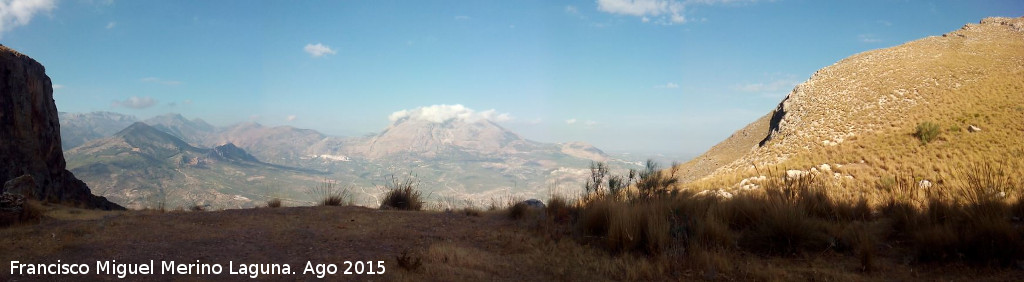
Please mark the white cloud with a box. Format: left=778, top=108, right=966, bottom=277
left=655, top=82, right=679, bottom=89
left=585, top=120, right=598, bottom=126
left=183, top=99, right=193, bottom=105
left=388, top=104, right=513, bottom=124
left=105, top=21, right=116, bottom=29
left=565, top=5, right=579, bottom=14
left=112, top=96, right=157, bottom=109
left=141, top=77, right=181, bottom=85
left=0, top=0, right=56, bottom=38
left=597, top=0, right=686, bottom=24
left=454, top=15, right=470, bottom=20
left=733, top=77, right=800, bottom=94
left=52, top=84, right=63, bottom=89
left=596, top=0, right=764, bottom=25
left=858, top=34, right=882, bottom=43
left=304, top=43, right=336, bottom=57
left=876, top=20, right=892, bottom=26
left=565, top=118, right=577, bottom=125
left=286, top=115, right=297, bottom=122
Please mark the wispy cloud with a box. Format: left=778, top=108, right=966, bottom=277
left=858, top=34, right=882, bottom=43
left=389, top=104, right=512, bottom=124
left=286, top=115, right=297, bottom=122
left=655, top=82, right=679, bottom=89
left=105, top=21, right=116, bottom=29
left=454, top=15, right=471, bottom=21
left=565, top=118, right=598, bottom=127
left=112, top=96, right=157, bottom=109
left=141, top=77, right=181, bottom=85
left=596, top=0, right=764, bottom=25
left=876, top=20, right=892, bottom=26
left=52, top=84, right=64, bottom=90
left=565, top=5, right=579, bottom=14
left=304, top=43, right=337, bottom=58
left=733, top=76, right=801, bottom=97
left=0, top=0, right=57, bottom=38
left=597, top=0, right=687, bottom=24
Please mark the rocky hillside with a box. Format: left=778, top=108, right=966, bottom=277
left=0, top=45, right=122, bottom=210
left=65, top=122, right=325, bottom=209
left=677, top=17, right=1024, bottom=190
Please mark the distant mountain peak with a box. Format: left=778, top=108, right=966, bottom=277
left=362, top=114, right=528, bottom=158
left=208, top=143, right=261, bottom=163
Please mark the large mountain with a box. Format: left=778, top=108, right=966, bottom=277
left=676, top=17, right=1024, bottom=190
left=143, top=113, right=217, bottom=146
left=354, top=116, right=536, bottom=159
left=0, top=45, right=121, bottom=210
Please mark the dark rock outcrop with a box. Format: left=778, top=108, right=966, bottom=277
left=0, top=44, right=123, bottom=210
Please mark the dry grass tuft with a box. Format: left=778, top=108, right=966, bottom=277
left=307, top=179, right=352, bottom=206
left=266, top=198, right=282, bottom=208
left=380, top=175, right=423, bottom=211
left=396, top=248, right=423, bottom=272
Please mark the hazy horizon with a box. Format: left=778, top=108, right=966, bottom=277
left=3, top=0, right=1020, bottom=156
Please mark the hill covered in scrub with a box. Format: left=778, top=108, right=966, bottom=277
left=675, top=17, right=1024, bottom=192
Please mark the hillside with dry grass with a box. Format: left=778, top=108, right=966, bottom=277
left=677, top=17, right=1024, bottom=195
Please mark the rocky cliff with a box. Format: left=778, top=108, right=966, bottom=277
left=0, top=45, right=123, bottom=210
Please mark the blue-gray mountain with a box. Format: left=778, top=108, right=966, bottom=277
left=61, top=112, right=644, bottom=209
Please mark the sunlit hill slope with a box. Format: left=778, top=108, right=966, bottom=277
left=676, top=17, right=1024, bottom=193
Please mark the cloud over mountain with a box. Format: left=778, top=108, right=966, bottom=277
left=388, top=104, right=512, bottom=124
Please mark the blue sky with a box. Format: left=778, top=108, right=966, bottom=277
left=2, top=0, right=1021, bottom=156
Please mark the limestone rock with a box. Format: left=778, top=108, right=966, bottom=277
left=521, top=199, right=546, bottom=209
left=968, top=125, right=981, bottom=132
left=0, top=45, right=123, bottom=210
left=2, top=174, right=37, bottom=198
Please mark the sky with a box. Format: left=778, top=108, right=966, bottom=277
left=1, top=0, right=1021, bottom=157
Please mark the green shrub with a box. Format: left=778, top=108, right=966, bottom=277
left=915, top=121, right=941, bottom=144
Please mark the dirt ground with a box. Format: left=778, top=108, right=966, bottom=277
left=1, top=203, right=1021, bottom=281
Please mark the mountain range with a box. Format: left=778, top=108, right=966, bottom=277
left=60, top=110, right=639, bottom=209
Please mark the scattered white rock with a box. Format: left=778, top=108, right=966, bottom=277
left=696, top=189, right=734, bottom=199
left=833, top=173, right=842, bottom=179
left=818, top=164, right=832, bottom=172
left=742, top=184, right=759, bottom=190
left=786, top=170, right=809, bottom=180
left=845, top=175, right=855, bottom=180
left=968, top=125, right=982, bottom=132
left=918, top=180, right=933, bottom=189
